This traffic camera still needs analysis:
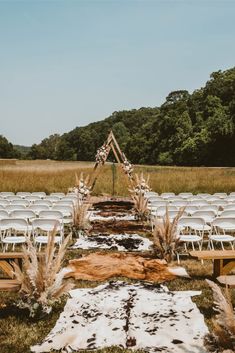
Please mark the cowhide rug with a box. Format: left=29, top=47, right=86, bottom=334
left=72, top=233, right=152, bottom=251
left=31, top=281, right=208, bottom=353
left=65, top=252, right=189, bottom=282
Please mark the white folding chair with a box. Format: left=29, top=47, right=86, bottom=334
left=38, top=210, right=64, bottom=222
left=0, top=218, right=29, bottom=251
left=190, top=200, right=209, bottom=207
left=52, top=205, right=74, bottom=224
left=213, top=193, right=227, bottom=199
left=155, top=205, right=178, bottom=217
left=32, top=218, right=63, bottom=251
left=177, top=217, right=210, bottom=250
left=209, top=217, right=235, bottom=250
left=184, top=205, right=199, bottom=215
left=45, top=196, right=61, bottom=204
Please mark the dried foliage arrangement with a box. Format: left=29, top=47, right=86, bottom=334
left=73, top=202, right=91, bottom=235
left=68, top=172, right=91, bottom=203
left=12, top=231, right=74, bottom=318
left=95, top=143, right=110, bottom=165
left=131, top=192, right=150, bottom=222
left=205, top=279, right=235, bottom=352
left=133, top=172, right=151, bottom=195
left=152, top=207, right=185, bottom=263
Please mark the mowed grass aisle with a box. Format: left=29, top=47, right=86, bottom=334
left=0, top=160, right=235, bottom=195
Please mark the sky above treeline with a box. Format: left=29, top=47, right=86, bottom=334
left=0, top=0, right=235, bottom=146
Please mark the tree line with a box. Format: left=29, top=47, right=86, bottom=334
left=1, top=67, right=235, bottom=166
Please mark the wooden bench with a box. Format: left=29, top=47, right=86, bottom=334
left=0, top=252, right=23, bottom=291
left=190, top=250, right=235, bottom=277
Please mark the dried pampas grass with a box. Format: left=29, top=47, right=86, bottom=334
left=13, top=230, right=74, bottom=317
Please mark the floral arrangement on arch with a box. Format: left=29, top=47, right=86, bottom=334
left=122, top=152, right=134, bottom=178
left=95, top=143, right=110, bottom=165
left=133, top=172, right=151, bottom=195
left=69, top=173, right=91, bottom=202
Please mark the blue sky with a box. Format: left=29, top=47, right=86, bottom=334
left=0, top=0, right=235, bottom=145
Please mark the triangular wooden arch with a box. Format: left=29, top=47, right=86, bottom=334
left=90, top=130, right=134, bottom=190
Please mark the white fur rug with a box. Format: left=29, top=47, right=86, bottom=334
left=72, top=233, right=152, bottom=251
left=31, top=281, right=208, bottom=353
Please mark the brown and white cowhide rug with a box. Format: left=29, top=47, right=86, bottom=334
left=65, top=252, right=188, bottom=282
left=31, top=281, right=208, bottom=353
left=72, top=233, right=152, bottom=251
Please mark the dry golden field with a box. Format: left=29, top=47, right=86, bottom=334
left=0, top=160, right=235, bottom=195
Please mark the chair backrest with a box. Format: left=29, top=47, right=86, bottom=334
left=6, top=196, right=22, bottom=201
left=25, top=195, right=42, bottom=203
left=178, top=217, right=205, bottom=228
left=32, top=218, right=61, bottom=232
left=199, top=205, right=219, bottom=213
left=147, top=196, right=163, bottom=202
left=10, top=200, right=30, bottom=207
left=56, top=200, right=76, bottom=207
left=178, top=193, right=193, bottom=199
left=161, top=193, right=175, bottom=199
left=144, top=192, right=158, bottom=199
left=156, top=206, right=177, bottom=216
left=184, top=206, right=199, bottom=215
left=0, top=199, right=10, bottom=207
left=197, top=193, right=211, bottom=199
left=223, top=204, right=235, bottom=211
left=50, top=192, right=65, bottom=199
left=0, top=218, right=28, bottom=231
left=52, top=205, right=73, bottom=215
left=168, top=210, right=187, bottom=220
left=16, top=192, right=32, bottom=198
left=10, top=209, right=36, bottom=220
left=0, top=210, right=9, bottom=219
left=31, top=192, right=46, bottom=198
left=229, top=192, right=235, bottom=197
left=171, top=201, right=188, bottom=207
left=212, top=217, right=235, bottom=231
left=29, top=204, right=50, bottom=214
left=5, top=205, right=26, bottom=212
left=192, top=210, right=216, bottom=222
left=45, top=196, right=61, bottom=203
left=220, top=210, right=235, bottom=218
left=148, top=201, right=168, bottom=208
left=0, top=192, right=14, bottom=198
left=38, top=210, right=64, bottom=220
left=34, top=200, right=53, bottom=207
left=213, top=193, right=227, bottom=199
left=190, top=200, right=209, bottom=207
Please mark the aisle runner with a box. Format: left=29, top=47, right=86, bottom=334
left=72, top=233, right=152, bottom=251
left=31, top=282, right=208, bottom=353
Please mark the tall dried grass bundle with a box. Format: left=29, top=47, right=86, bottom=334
left=205, top=280, right=235, bottom=352
left=13, top=231, right=74, bottom=317
left=73, top=202, right=91, bottom=234
left=152, top=207, right=185, bottom=263
left=131, top=192, right=150, bottom=221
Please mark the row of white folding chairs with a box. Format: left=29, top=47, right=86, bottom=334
left=150, top=205, right=235, bottom=219
left=145, top=191, right=235, bottom=199
left=0, top=192, right=79, bottom=200
left=0, top=207, right=74, bottom=224
left=0, top=199, right=76, bottom=209
left=148, top=200, right=235, bottom=212
left=0, top=218, right=64, bottom=251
